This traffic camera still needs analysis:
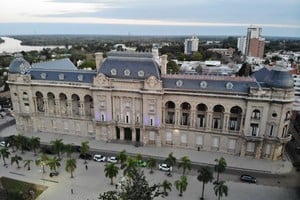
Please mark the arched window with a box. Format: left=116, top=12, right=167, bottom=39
left=212, top=105, right=225, bottom=129
left=229, top=106, right=242, bottom=131
left=251, top=109, right=260, bottom=119
left=71, top=94, right=80, bottom=116
left=36, top=91, right=44, bottom=112
left=47, top=92, right=55, bottom=114
left=165, top=101, right=175, bottom=124
left=59, top=93, right=68, bottom=115
left=180, top=102, right=191, bottom=126
left=196, top=103, right=207, bottom=128
left=84, top=95, right=93, bottom=117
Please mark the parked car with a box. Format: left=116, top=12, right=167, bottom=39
left=49, top=171, right=59, bottom=177
left=93, top=154, right=106, bottom=162
left=158, top=163, right=172, bottom=172
left=79, top=153, right=92, bottom=160
left=240, top=174, right=257, bottom=183
left=137, top=160, right=147, bottom=167
left=0, top=141, right=7, bottom=147
left=40, top=146, right=55, bottom=155
left=107, top=156, right=118, bottom=163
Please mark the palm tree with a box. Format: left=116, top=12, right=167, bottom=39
left=64, top=144, right=74, bottom=158
left=178, top=156, right=191, bottom=175
left=174, top=175, right=188, bottom=197
left=16, top=134, right=28, bottom=154
left=214, top=180, right=228, bottom=200
left=214, top=157, right=227, bottom=184
left=165, top=152, right=176, bottom=176
left=161, top=179, right=172, bottom=196
left=197, top=166, right=214, bottom=200
left=104, top=163, right=119, bottom=185
left=29, top=137, right=40, bottom=156
left=147, top=157, right=157, bottom=174
left=11, top=154, right=22, bottom=169
left=6, top=135, right=17, bottom=152
left=80, top=141, right=90, bottom=164
left=48, top=156, right=61, bottom=172
left=51, top=139, right=64, bottom=159
left=65, top=158, right=76, bottom=178
left=23, top=159, right=33, bottom=170
left=35, top=153, right=49, bottom=173
left=118, top=150, right=127, bottom=165
left=0, top=147, right=10, bottom=166
left=122, top=157, right=138, bottom=178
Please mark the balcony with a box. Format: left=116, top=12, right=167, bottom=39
left=244, top=135, right=263, bottom=142
left=278, top=134, right=292, bottom=143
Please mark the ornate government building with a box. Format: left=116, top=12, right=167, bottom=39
left=7, top=51, right=294, bottom=160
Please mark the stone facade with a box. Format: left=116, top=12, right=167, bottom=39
left=7, top=53, right=294, bottom=160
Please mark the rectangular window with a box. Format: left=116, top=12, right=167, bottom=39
left=212, top=137, right=219, bottom=148
left=229, top=118, right=237, bottom=130
left=166, top=132, right=172, bottom=142
left=212, top=118, right=221, bottom=129
left=246, top=142, right=255, bottom=152
left=250, top=123, right=259, bottom=136
left=228, top=139, right=236, bottom=150
left=181, top=133, right=187, bottom=143
left=64, top=121, right=68, bottom=130
left=197, top=115, right=205, bottom=127
left=265, top=144, right=271, bottom=155
left=149, top=131, right=155, bottom=141
left=167, top=112, right=174, bottom=124
left=196, top=135, right=203, bottom=146
left=269, top=125, right=274, bottom=137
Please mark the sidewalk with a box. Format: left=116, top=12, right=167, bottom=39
left=0, top=124, right=293, bottom=175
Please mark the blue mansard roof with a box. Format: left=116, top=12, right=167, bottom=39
left=99, top=51, right=161, bottom=80
left=31, top=58, right=78, bottom=70
left=162, top=74, right=260, bottom=94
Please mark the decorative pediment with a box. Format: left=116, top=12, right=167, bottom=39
left=93, top=73, right=110, bottom=87
left=144, top=75, right=162, bottom=90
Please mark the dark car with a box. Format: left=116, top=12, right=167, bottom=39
left=79, top=153, right=92, bottom=160
left=240, top=174, right=257, bottom=183
left=49, top=171, right=59, bottom=177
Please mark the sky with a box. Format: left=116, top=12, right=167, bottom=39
left=0, top=0, right=300, bottom=37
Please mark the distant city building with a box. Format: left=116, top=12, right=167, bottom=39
left=245, top=25, right=265, bottom=58
left=237, top=36, right=247, bottom=54
left=207, top=48, right=235, bottom=57
left=184, top=35, right=199, bottom=55
left=289, top=68, right=300, bottom=111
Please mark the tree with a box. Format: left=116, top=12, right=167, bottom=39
left=0, top=147, right=10, bottom=166
left=11, top=154, right=22, bottom=169
left=15, top=134, right=29, bottom=154
left=214, top=157, right=227, bottom=184
left=165, top=152, right=176, bottom=176
left=80, top=141, right=90, bottom=164
left=193, top=52, right=203, bottom=61
left=161, top=180, right=172, bottom=196
left=23, top=159, right=33, bottom=171
left=48, top=156, right=61, bottom=172
left=174, top=175, right=188, bottom=197
left=197, top=166, right=214, bottom=200
left=118, top=150, right=127, bottom=166
left=64, top=144, right=74, bottom=158
left=178, top=156, right=191, bottom=175
left=167, top=60, right=180, bottom=74
left=147, top=157, right=157, bottom=174
left=237, top=62, right=252, bottom=76
left=122, top=157, right=138, bottom=178
left=104, top=163, right=119, bottom=185
left=214, top=181, right=228, bottom=200
left=99, top=169, right=162, bottom=200
left=35, top=153, right=49, bottom=174
left=6, top=135, right=17, bottom=152
left=51, top=139, right=64, bottom=159
left=65, top=158, right=76, bottom=178
left=29, top=137, right=40, bottom=156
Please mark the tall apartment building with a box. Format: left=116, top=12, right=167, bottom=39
left=7, top=51, right=294, bottom=161
left=237, top=36, right=246, bottom=54
left=184, top=35, right=199, bottom=55
left=245, top=26, right=265, bottom=58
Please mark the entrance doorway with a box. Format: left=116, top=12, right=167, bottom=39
left=136, top=128, right=140, bottom=142
left=124, top=128, right=132, bottom=141
left=116, top=127, right=120, bottom=139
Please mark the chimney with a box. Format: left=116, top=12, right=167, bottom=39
left=95, top=52, right=103, bottom=72
left=160, top=54, right=168, bottom=75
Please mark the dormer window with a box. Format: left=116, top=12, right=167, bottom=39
left=58, top=73, right=64, bottom=80
left=40, top=73, right=47, bottom=79
left=251, top=109, right=260, bottom=120
left=200, top=81, right=207, bottom=88
left=111, top=68, right=117, bottom=75
left=124, top=69, right=130, bottom=76
left=176, top=80, right=183, bottom=87
left=77, top=74, right=83, bottom=81
left=226, top=82, right=234, bottom=89
left=138, top=70, right=144, bottom=77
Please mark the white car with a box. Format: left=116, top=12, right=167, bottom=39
left=93, top=154, right=106, bottom=162
left=107, top=156, right=118, bottom=163
left=158, top=163, right=172, bottom=172
left=0, top=141, right=9, bottom=147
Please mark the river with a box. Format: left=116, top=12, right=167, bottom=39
left=0, top=37, right=65, bottom=53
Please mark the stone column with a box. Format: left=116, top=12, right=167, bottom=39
left=120, top=127, right=124, bottom=140
left=55, top=100, right=60, bottom=115
left=80, top=101, right=84, bottom=116
left=43, top=98, right=48, bottom=115
left=191, top=110, right=196, bottom=127
left=222, top=113, right=230, bottom=132
left=132, top=128, right=136, bottom=142
left=206, top=112, right=212, bottom=131
left=67, top=100, right=72, bottom=116
left=240, top=141, right=246, bottom=157
left=175, top=109, right=180, bottom=125
left=255, top=141, right=263, bottom=159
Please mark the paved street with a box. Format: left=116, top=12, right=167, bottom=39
left=0, top=123, right=299, bottom=200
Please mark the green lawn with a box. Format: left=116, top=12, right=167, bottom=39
left=0, top=177, right=47, bottom=200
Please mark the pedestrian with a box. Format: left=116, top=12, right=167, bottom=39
left=85, top=165, right=88, bottom=170
left=71, top=188, right=73, bottom=194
